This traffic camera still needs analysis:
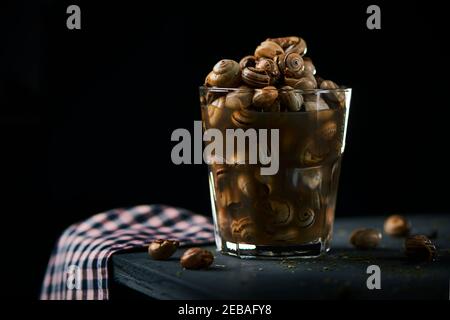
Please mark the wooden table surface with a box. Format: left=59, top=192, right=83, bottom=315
left=111, top=214, right=450, bottom=299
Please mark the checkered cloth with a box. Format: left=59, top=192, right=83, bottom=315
left=40, top=205, right=214, bottom=300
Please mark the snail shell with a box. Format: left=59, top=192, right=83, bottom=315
left=231, top=216, right=258, bottom=243
left=315, top=75, right=324, bottom=87
left=303, top=96, right=329, bottom=111
left=256, top=58, right=281, bottom=81
left=239, top=55, right=256, bottom=69
left=303, top=57, right=316, bottom=75
left=285, top=37, right=307, bottom=56
left=268, top=199, right=294, bottom=227
left=207, top=97, right=233, bottom=127
left=279, top=86, right=303, bottom=112
left=266, top=36, right=301, bottom=49
left=301, top=169, right=322, bottom=189
left=225, top=86, right=254, bottom=110
left=242, top=67, right=272, bottom=88
left=299, top=138, right=330, bottom=166
left=350, top=228, right=382, bottom=249
left=320, top=80, right=346, bottom=108
left=276, top=52, right=304, bottom=78
left=285, top=73, right=317, bottom=90
left=205, top=59, right=241, bottom=87
left=318, top=121, right=338, bottom=141
left=231, top=109, right=259, bottom=128
left=237, top=173, right=269, bottom=198
left=254, top=40, right=284, bottom=59
left=252, top=86, right=279, bottom=110
left=296, top=207, right=315, bottom=228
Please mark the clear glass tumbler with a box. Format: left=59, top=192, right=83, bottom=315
left=200, top=86, right=351, bottom=258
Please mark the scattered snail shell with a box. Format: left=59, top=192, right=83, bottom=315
left=384, top=214, right=411, bottom=237
left=256, top=58, right=281, bottom=81
left=303, top=96, right=329, bottom=111
left=267, top=36, right=301, bottom=49
left=285, top=37, right=307, bottom=56
left=279, top=86, right=303, bottom=112
left=404, top=235, right=437, bottom=261
left=254, top=40, right=284, bottom=59
left=296, top=207, right=315, bottom=227
left=148, top=239, right=179, bottom=260
left=205, top=59, right=241, bottom=87
left=318, top=121, right=338, bottom=141
left=299, top=138, right=330, bottom=165
left=242, top=67, right=272, bottom=88
left=252, top=86, right=279, bottom=110
left=224, top=87, right=254, bottom=110
left=239, top=55, right=256, bottom=69
left=303, top=57, right=316, bottom=75
left=350, top=228, right=382, bottom=249
left=276, top=52, right=304, bottom=78
left=268, top=199, right=294, bottom=227
left=180, top=248, right=214, bottom=269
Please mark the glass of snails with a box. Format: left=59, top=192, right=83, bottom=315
left=200, top=86, right=351, bottom=258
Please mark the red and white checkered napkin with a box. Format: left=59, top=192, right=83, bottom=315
left=40, top=205, right=214, bottom=300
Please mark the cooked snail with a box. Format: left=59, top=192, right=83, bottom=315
left=252, top=86, right=279, bottom=110
left=205, top=59, right=241, bottom=87
left=254, top=40, right=284, bottom=59
left=279, top=86, right=303, bottom=111
left=276, top=52, right=304, bottom=78
left=242, top=67, right=272, bottom=88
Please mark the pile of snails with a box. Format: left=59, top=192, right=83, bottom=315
left=204, top=36, right=346, bottom=112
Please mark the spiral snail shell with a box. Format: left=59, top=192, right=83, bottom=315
left=242, top=67, right=272, bottom=88
left=205, top=59, right=241, bottom=87
left=256, top=58, right=281, bottom=81
left=254, top=40, right=284, bottom=59
left=239, top=55, right=256, bottom=69
left=296, top=207, right=315, bottom=228
left=268, top=199, right=294, bottom=227
left=276, top=52, right=304, bottom=79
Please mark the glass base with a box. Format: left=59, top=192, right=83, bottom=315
left=218, top=239, right=330, bottom=259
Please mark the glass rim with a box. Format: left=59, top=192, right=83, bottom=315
left=199, top=86, right=352, bottom=94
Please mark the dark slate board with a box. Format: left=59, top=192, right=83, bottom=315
left=111, top=215, right=450, bottom=299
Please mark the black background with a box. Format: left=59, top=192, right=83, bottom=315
left=0, top=0, right=448, bottom=299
